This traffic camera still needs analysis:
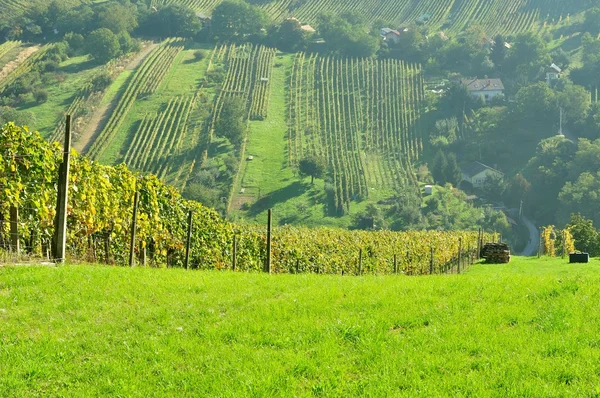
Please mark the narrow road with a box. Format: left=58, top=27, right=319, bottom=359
left=74, top=42, right=159, bottom=153
left=0, top=45, right=40, bottom=82
left=520, top=215, right=539, bottom=256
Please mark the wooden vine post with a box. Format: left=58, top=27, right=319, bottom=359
left=129, top=191, right=140, bottom=267
left=232, top=235, right=237, bottom=271
left=358, top=248, right=363, bottom=275
left=429, top=246, right=434, bottom=275
left=393, top=254, right=398, bottom=274
left=9, top=206, right=18, bottom=254
left=185, top=210, right=193, bottom=270
left=265, top=209, right=272, bottom=273
left=476, top=228, right=482, bottom=260
left=538, top=229, right=543, bottom=258
left=52, top=115, right=72, bottom=263
left=457, top=237, right=462, bottom=274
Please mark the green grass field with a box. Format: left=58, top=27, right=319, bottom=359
left=2, top=256, right=600, bottom=396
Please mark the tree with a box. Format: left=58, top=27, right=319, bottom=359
left=503, top=173, right=531, bottom=208
left=569, top=138, right=600, bottom=179
left=152, top=4, right=202, bottom=37
left=389, top=185, right=424, bottom=230
left=557, top=83, right=590, bottom=127
left=430, top=150, right=448, bottom=185
left=56, top=5, right=95, bottom=35
left=429, top=117, right=458, bottom=147
left=579, top=102, right=600, bottom=140
left=480, top=172, right=506, bottom=200
left=214, top=97, right=246, bottom=149
left=270, top=18, right=310, bottom=53
left=118, top=31, right=139, bottom=55
left=350, top=203, right=386, bottom=230
left=558, top=171, right=600, bottom=225
left=298, top=155, right=326, bottom=184
left=514, top=82, right=557, bottom=127
left=388, top=28, right=426, bottom=63
left=584, top=7, right=600, bottom=36
left=86, top=28, right=121, bottom=63
left=0, top=107, right=36, bottom=126
left=505, top=32, right=551, bottom=82
left=490, top=34, right=506, bottom=69
left=566, top=213, right=599, bottom=255
left=33, top=89, right=48, bottom=103
left=438, top=81, right=473, bottom=121
left=423, top=186, right=482, bottom=231
left=211, top=0, right=267, bottom=42
left=96, top=2, right=138, bottom=34
left=445, top=153, right=462, bottom=186
left=316, top=12, right=380, bottom=58
left=525, top=136, right=577, bottom=223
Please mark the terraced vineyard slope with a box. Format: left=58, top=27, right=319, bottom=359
left=288, top=54, right=424, bottom=214
left=153, top=0, right=588, bottom=34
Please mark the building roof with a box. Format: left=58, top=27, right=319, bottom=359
left=196, top=12, right=211, bottom=20
left=301, top=24, right=316, bottom=33
left=461, top=78, right=505, bottom=92
left=462, top=161, right=504, bottom=178
left=548, top=63, right=562, bottom=73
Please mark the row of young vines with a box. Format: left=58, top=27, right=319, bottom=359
left=1, top=122, right=493, bottom=274
left=87, top=38, right=184, bottom=160
left=288, top=53, right=424, bottom=214
left=150, top=0, right=585, bottom=34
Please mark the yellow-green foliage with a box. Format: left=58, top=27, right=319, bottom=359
left=1, top=122, right=492, bottom=273
left=541, top=226, right=576, bottom=257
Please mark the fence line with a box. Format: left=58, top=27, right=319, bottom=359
left=1, top=116, right=489, bottom=275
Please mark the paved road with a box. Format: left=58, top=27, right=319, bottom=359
left=520, top=215, right=539, bottom=256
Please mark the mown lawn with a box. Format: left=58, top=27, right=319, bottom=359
left=1, top=257, right=600, bottom=396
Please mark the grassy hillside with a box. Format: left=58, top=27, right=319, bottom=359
left=67, top=40, right=425, bottom=226
left=2, top=257, right=600, bottom=395
left=154, top=0, right=588, bottom=34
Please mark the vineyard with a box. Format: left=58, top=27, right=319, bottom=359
left=286, top=54, right=424, bottom=214
left=87, top=38, right=185, bottom=160
left=206, top=43, right=276, bottom=146
left=152, top=0, right=588, bottom=35
left=0, top=45, right=48, bottom=92
left=0, top=122, right=493, bottom=274
left=123, top=94, right=197, bottom=181
left=0, top=40, right=20, bottom=60
left=0, top=0, right=28, bottom=19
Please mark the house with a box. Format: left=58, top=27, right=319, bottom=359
left=196, top=12, right=211, bottom=22
left=380, top=28, right=401, bottom=44
left=461, top=161, right=504, bottom=188
left=461, top=77, right=505, bottom=102
left=546, top=63, right=562, bottom=86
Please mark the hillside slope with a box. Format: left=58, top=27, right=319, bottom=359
left=154, top=0, right=588, bottom=34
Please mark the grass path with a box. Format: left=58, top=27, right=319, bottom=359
left=2, top=257, right=600, bottom=396
left=230, top=53, right=296, bottom=219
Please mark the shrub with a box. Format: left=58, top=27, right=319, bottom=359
left=193, top=50, right=207, bottom=61
left=33, top=89, right=49, bottom=104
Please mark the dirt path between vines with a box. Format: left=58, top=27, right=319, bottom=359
left=75, top=42, right=159, bottom=153
left=0, top=45, right=40, bottom=83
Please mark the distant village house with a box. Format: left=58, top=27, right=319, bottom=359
left=461, top=161, right=504, bottom=188
left=461, top=77, right=504, bottom=102
left=546, top=63, right=562, bottom=86
left=380, top=27, right=408, bottom=44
